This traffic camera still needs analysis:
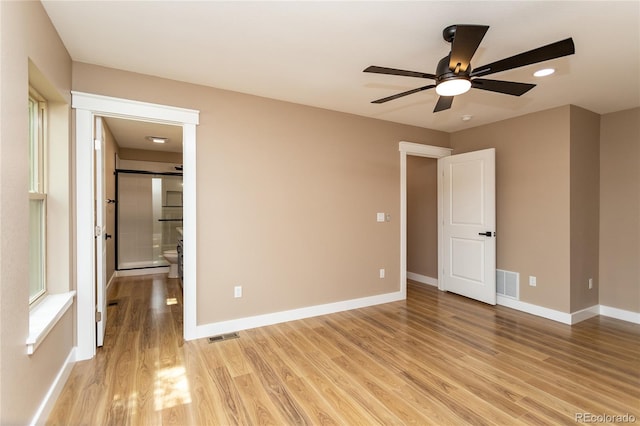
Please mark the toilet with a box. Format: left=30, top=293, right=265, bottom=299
left=163, top=249, right=179, bottom=278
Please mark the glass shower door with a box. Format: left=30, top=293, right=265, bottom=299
left=117, top=172, right=182, bottom=270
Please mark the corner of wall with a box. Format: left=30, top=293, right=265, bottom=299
left=598, top=107, right=640, bottom=314
left=568, top=106, right=601, bottom=312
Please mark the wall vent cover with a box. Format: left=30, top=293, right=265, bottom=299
left=497, top=269, right=519, bottom=300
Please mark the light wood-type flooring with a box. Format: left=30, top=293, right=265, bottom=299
left=48, top=274, right=639, bottom=425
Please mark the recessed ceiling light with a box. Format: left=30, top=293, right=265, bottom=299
left=147, top=136, right=168, bottom=144
left=461, top=115, right=473, bottom=122
left=533, top=68, right=555, bottom=77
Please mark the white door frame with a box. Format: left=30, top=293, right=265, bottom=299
left=94, top=116, right=107, bottom=347
left=73, top=92, right=199, bottom=361
left=399, top=141, right=453, bottom=296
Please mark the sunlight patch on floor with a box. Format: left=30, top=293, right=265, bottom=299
left=154, top=366, right=192, bottom=411
left=112, top=392, right=138, bottom=416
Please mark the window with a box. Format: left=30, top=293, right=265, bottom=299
left=29, top=89, right=47, bottom=304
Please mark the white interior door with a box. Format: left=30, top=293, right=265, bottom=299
left=439, top=148, right=496, bottom=305
left=94, top=117, right=107, bottom=346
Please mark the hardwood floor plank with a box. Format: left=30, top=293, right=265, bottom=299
left=132, top=347, right=161, bottom=425
left=181, top=342, right=225, bottom=426
left=326, top=314, right=524, bottom=424
left=517, top=396, right=579, bottom=425
left=47, top=276, right=639, bottom=425
left=211, top=365, right=253, bottom=425
left=216, top=339, right=254, bottom=378
left=242, top=345, right=313, bottom=424
left=303, top=349, right=404, bottom=424
left=244, top=328, right=341, bottom=426
left=459, top=355, right=587, bottom=421
left=233, top=373, right=286, bottom=426
left=330, top=354, right=438, bottom=424
left=45, top=360, right=92, bottom=425
left=246, top=326, right=383, bottom=425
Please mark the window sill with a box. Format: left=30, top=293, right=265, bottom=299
left=27, top=291, right=76, bottom=355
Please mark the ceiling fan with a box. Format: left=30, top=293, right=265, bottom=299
left=364, top=25, right=575, bottom=112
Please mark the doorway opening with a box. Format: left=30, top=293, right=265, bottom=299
left=73, top=92, right=199, bottom=361
left=399, top=142, right=452, bottom=296
left=400, top=142, right=497, bottom=305
left=406, top=155, right=439, bottom=289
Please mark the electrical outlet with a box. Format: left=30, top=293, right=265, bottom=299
left=529, top=276, right=537, bottom=287
left=588, top=278, right=593, bottom=289
left=379, top=268, right=385, bottom=279
left=234, top=286, right=242, bottom=298
left=377, top=212, right=385, bottom=222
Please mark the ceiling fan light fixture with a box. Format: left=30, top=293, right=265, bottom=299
left=436, top=78, right=472, bottom=96
left=533, top=68, right=555, bottom=77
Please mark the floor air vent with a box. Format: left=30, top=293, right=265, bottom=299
left=497, top=269, right=519, bottom=300
left=208, top=332, right=240, bottom=343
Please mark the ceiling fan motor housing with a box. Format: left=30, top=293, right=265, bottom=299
left=436, top=54, right=470, bottom=84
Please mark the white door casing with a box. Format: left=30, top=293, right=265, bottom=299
left=94, top=117, right=107, bottom=346
left=399, top=142, right=453, bottom=296
left=439, top=148, right=496, bottom=305
left=73, top=92, right=199, bottom=361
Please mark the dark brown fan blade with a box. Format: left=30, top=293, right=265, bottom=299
left=434, top=96, right=454, bottom=112
left=449, top=25, right=489, bottom=72
left=471, top=78, right=536, bottom=96
left=371, top=85, right=436, bottom=103
left=471, top=38, right=575, bottom=77
left=364, top=66, right=436, bottom=80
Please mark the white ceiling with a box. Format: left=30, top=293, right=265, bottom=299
left=103, top=117, right=183, bottom=153
left=43, top=1, right=639, bottom=133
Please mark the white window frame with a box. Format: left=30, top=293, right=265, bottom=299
left=29, top=88, right=48, bottom=305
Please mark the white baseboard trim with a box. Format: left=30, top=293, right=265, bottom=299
left=115, top=267, right=169, bottom=277
left=599, top=305, right=640, bottom=324
left=30, top=347, right=76, bottom=426
left=570, top=305, right=600, bottom=324
left=406, top=272, right=438, bottom=287
left=106, top=271, right=116, bottom=292
left=193, top=290, right=405, bottom=340
left=497, top=296, right=572, bottom=325
left=497, top=297, right=640, bottom=326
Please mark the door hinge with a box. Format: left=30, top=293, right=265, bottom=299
left=96, top=310, right=102, bottom=322
left=95, top=225, right=102, bottom=237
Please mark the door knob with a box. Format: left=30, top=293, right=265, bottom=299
left=105, top=233, right=112, bottom=240
left=478, top=231, right=493, bottom=237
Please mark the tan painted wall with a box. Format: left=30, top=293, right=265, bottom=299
left=451, top=107, right=572, bottom=312
left=0, top=2, right=73, bottom=423
left=406, top=156, right=438, bottom=279
left=119, top=147, right=183, bottom=164
left=569, top=106, right=600, bottom=311
left=599, top=108, right=640, bottom=313
left=72, top=62, right=449, bottom=324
